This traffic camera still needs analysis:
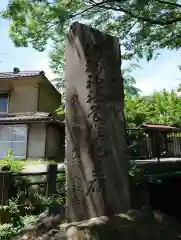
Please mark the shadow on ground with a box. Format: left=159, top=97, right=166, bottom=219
left=86, top=210, right=181, bottom=240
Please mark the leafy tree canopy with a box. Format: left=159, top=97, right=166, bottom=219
left=125, top=88, right=181, bottom=128
left=123, top=63, right=141, bottom=96
left=2, top=0, right=181, bottom=73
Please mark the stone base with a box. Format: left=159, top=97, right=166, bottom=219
left=17, top=209, right=181, bottom=239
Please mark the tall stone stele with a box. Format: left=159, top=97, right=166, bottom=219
left=65, top=22, right=130, bottom=222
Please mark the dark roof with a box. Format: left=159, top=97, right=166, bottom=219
left=0, top=71, right=45, bottom=78
left=0, top=70, right=62, bottom=100
left=0, top=70, right=45, bottom=79
left=0, top=112, right=63, bottom=125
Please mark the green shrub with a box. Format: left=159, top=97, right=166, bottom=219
left=0, top=160, right=66, bottom=239
left=0, top=223, right=18, bottom=240
left=0, top=192, right=64, bottom=239
left=4, top=149, right=24, bottom=172
left=0, top=196, right=38, bottom=239
left=56, top=172, right=66, bottom=204
left=129, top=160, right=145, bottom=183
left=0, top=214, right=38, bottom=239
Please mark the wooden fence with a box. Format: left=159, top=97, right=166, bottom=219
left=126, top=128, right=181, bottom=161
left=0, top=163, right=65, bottom=205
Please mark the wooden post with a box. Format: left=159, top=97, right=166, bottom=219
left=0, top=172, right=13, bottom=224
left=46, top=163, right=57, bottom=197
left=0, top=172, right=12, bottom=205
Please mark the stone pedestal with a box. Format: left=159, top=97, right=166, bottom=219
left=18, top=210, right=181, bottom=239
left=65, top=22, right=130, bottom=222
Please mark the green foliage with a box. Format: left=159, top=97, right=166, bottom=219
left=129, top=160, right=145, bottom=183
left=2, top=198, right=20, bottom=215
left=20, top=214, right=37, bottom=226
left=0, top=197, right=33, bottom=239
left=123, top=64, right=141, bottom=96
left=125, top=88, right=181, bottom=128
left=12, top=171, right=66, bottom=213
left=51, top=78, right=64, bottom=91
left=56, top=172, right=66, bottom=204
left=3, top=0, right=181, bottom=62
left=0, top=223, right=19, bottom=240
left=4, top=149, right=24, bottom=172
left=2, top=0, right=181, bottom=89
left=0, top=170, right=66, bottom=239
left=0, top=198, right=37, bottom=239
left=2, top=0, right=145, bottom=99
left=56, top=105, right=65, bottom=116
left=0, top=214, right=38, bottom=239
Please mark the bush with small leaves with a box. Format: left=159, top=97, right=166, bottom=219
left=4, top=149, right=24, bottom=172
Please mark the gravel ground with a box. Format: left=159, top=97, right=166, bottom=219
left=22, top=163, right=65, bottom=173
left=22, top=158, right=181, bottom=173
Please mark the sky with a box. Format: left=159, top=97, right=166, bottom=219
left=132, top=51, right=181, bottom=95
left=0, top=1, right=56, bottom=79
left=0, top=1, right=181, bottom=95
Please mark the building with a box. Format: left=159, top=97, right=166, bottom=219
left=0, top=70, right=64, bottom=160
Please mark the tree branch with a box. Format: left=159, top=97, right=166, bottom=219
left=52, top=0, right=181, bottom=27
left=65, top=0, right=75, bottom=8
left=120, top=21, right=137, bottom=39
left=95, top=2, right=181, bottom=26
left=161, top=32, right=181, bottom=46
left=67, top=0, right=113, bottom=20
left=155, top=0, right=181, bottom=8
left=120, top=8, right=181, bottom=25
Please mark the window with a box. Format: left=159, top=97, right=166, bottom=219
left=0, top=93, right=8, bottom=113
left=0, top=125, right=27, bottom=158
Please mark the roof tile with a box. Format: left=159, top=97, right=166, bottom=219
left=0, top=112, right=62, bottom=125
left=0, top=71, right=45, bottom=79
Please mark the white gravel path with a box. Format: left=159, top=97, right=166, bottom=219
left=22, top=163, right=65, bottom=173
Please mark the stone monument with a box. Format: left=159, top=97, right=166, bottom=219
left=65, top=22, right=130, bottom=222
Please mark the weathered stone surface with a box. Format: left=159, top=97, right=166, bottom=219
left=17, top=205, right=65, bottom=240
left=17, top=210, right=181, bottom=239
left=64, top=21, right=130, bottom=222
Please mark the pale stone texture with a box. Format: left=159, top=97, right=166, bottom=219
left=18, top=210, right=181, bottom=239
left=64, top=22, right=130, bottom=222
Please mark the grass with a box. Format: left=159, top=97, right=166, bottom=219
left=0, top=159, right=55, bottom=167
